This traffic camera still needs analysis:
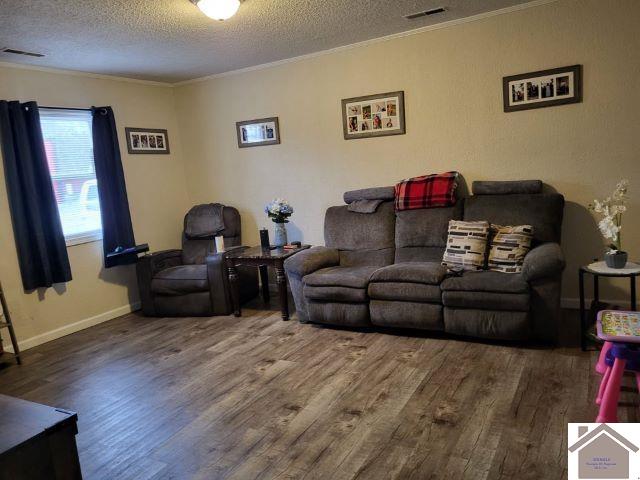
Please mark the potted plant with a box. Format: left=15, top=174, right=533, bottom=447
left=265, top=198, right=294, bottom=247
left=589, top=179, right=629, bottom=268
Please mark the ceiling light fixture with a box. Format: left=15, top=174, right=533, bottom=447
left=190, top=0, right=240, bottom=21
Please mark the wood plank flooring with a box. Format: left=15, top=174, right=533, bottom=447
left=0, top=305, right=636, bottom=479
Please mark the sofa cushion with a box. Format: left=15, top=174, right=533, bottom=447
left=151, top=265, right=208, bottom=295
left=472, top=180, right=542, bottom=195
left=344, top=186, right=395, bottom=203
left=441, top=220, right=490, bottom=271
left=339, top=249, right=395, bottom=268
left=184, top=203, right=225, bottom=238
left=182, top=238, right=215, bottom=265
left=304, top=266, right=378, bottom=289
left=395, top=246, right=446, bottom=264
left=325, top=201, right=396, bottom=267
left=370, top=262, right=447, bottom=285
left=324, top=202, right=395, bottom=251
left=442, top=291, right=529, bottom=311
left=440, top=271, right=529, bottom=293
left=463, top=193, right=564, bottom=244
left=395, top=203, right=463, bottom=249
left=487, top=224, right=533, bottom=273
left=368, top=282, right=441, bottom=303
left=305, top=285, right=368, bottom=303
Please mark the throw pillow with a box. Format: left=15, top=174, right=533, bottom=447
left=395, top=171, right=458, bottom=211
left=442, top=220, right=490, bottom=271
left=487, top=225, right=534, bottom=273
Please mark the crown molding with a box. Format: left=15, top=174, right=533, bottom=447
left=174, top=0, right=558, bottom=86
left=0, top=61, right=173, bottom=87
left=0, top=0, right=558, bottom=87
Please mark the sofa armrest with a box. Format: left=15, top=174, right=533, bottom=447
left=284, top=246, right=340, bottom=277
left=522, top=243, right=566, bottom=282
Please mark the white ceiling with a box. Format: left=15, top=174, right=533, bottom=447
left=0, top=0, right=536, bottom=83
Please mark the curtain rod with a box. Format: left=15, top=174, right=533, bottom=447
left=39, top=106, right=93, bottom=112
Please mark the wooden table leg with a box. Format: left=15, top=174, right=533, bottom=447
left=631, top=276, right=637, bottom=311
left=259, top=264, right=270, bottom=303
left=227, top=264, right=241, bottom=317
left=275, top=262, right=289, bottom=321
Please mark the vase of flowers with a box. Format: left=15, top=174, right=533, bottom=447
left=265, top=198, right=294, bottom=247
left=589, top=179, right=629, bottom=269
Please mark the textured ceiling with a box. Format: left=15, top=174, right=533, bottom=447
left=0, top=0, right=535, bottom=83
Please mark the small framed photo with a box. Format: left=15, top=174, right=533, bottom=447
left=503, top=65, right=582, bottom=112
left=236, top=117, right=280, bottom=148
left=341, top=91, right=405, bottom=140
left=125, top=127, right=170, bottom=154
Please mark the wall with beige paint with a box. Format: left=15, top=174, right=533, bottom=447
left=174, top=0, right=640, bottom=303
left=0, top=65, right=191, bottom=348
left=1, top=0, right=638, bottom=351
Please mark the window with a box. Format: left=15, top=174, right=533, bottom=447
left=39, top=109, right=102, bottom=246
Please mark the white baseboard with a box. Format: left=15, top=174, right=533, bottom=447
left=2, top=302, right=141, bottom=353
left=0, top=297, right=623, bottom=353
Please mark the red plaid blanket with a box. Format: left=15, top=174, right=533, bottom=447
left=394, top=171, right=459, bottom=210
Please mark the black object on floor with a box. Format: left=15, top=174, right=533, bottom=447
left=0, top=394, right=82, bottom=479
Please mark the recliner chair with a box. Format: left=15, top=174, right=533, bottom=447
left=137, top=204, right=258, bottom=316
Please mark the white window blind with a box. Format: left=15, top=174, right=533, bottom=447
left=39, top=108, right=102, bottom=246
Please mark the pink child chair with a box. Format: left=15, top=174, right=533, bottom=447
left=594, top=311, right=640, bottom=423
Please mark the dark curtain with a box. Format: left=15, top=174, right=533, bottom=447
left=91, top=106, right=136, bottom=268
left=0, top=100, right=72, bottom=290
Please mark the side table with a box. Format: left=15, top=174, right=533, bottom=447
left=579, top=261, right=640, bottom=350
left=225, top=245, right=310, bottom=321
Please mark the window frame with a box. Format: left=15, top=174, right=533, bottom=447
left=39, top=107, right=103, bottom=248
left=65, top=229, right=103, bottom=247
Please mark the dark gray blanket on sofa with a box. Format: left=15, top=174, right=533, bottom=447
left=344, top=186, right=395, bottom=213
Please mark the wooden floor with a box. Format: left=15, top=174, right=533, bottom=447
left=0, top=304, right=637, bottom=480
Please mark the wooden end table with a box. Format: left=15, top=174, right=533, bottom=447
left=579, top=261, right=640, bottom=350
left=225, top=245, right=310, bottom=321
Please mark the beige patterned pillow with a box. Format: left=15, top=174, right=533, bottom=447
left=487, top=225, right=534, bottom=273
left=442, top=220, right=490, bottom=271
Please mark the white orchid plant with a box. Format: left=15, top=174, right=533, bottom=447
left=589, top=179, right=629, bottom=252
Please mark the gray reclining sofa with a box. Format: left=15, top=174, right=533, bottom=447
left=284, top=180, right=565, bottom=342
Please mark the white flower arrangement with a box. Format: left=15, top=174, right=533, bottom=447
left=265, top=198, right=294, bottom=223
left=589, top=179, right=629, bottom=252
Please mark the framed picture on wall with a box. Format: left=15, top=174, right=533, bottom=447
left=236, top=117, right=280, bottom=148
left=341, top=91, right=405, bottom=140
left=125, top=127, right=170, bottom=154
left=503, top=65, right=582, bottom=112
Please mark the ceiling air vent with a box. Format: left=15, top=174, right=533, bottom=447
left=404, top=7, right=447, bottom=20
left=1, top=48, right=45, bottom=58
